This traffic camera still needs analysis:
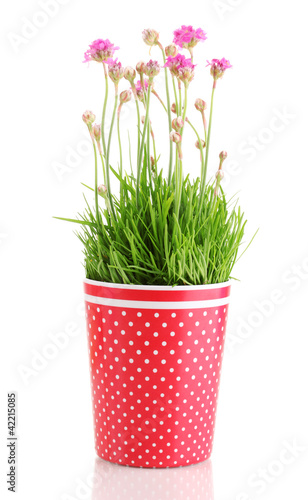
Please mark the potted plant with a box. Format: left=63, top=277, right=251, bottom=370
left=56, top=26, right=255, bottom=468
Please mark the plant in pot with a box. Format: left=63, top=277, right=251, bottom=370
left=56, top=26, right=255, bottom=468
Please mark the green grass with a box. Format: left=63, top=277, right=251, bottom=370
left=58, top=157, right=251, bottom=285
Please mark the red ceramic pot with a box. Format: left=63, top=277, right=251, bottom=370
left=84, top=279, right=231, bottom=468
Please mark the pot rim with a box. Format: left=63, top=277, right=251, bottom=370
left=84, top=277, right=231, bottom=291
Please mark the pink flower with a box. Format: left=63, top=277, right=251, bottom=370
left=136, top=79, right=149, bottom=92
left=83, top=39, right=119, bottom=63
left=206, top=58, right=232, bottom=80
left=144, top=60, right=160, bottom=81
left=135, top=79, right=149, bottom=101
left=107, top=59, right=124, bottom=84
left=164, top=54, right=195, bottom=78
left=173, top=25, right=207, bottom=49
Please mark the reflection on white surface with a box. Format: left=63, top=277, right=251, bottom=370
left=92, top=457, right=213, bottom=500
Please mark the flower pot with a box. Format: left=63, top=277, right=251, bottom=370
left=84, top=279, right=231, bottom=468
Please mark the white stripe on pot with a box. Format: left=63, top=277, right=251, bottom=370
left=84, top=294, right=230, bottom=309
left=84, top=278, right=231, bottom=291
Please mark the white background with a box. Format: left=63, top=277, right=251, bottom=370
left=1, top=0, right=308, bottom=498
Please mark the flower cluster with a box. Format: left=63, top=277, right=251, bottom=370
left=173, top=25, right=207, bottom=49
left=164, top=54, right=196, bottom=86
left=206, top=58, right=232, bottom=81
left=83, top=38, right=119, bottom=63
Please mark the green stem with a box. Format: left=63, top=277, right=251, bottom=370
left=99, top=152, right=106, bottom=185
left=181, top=85, right=188, bottom=136
left=199, top=84, right=216, bottom=213
left=202, top=110, right=207, bottom=147
left=92, top=139, right=99, bottom=225
left=178, top=82, right=182, bottom=117
left=105, top=87, right=118, bottom=220
left=101, top=63, right=108, bottom=157
left=186, top=118, right=204, bottom=171
left=172, top=76, right=179, bottom=115
left=161, top=48, right=173, bottom=185
left=175, top=148, right=179, bottom=215
left=152, top=90, right=167, bottom=112
left=136, top=85, right=151, bottom=206
left=117, top=105, right=123, bottom=202
left=135, top=98, right=141, bottom=160
left=147, top=116, right=152, bottom=193
left=203, top=84, right=215, bottom=184
left=152, top=133, right=157, bottom=173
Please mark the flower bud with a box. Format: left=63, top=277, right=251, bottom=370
left=170, top=131, right=182, bottom=144
left=171, top=103, right=177, bottom=114
left=108, top=60, right=124, bottom=84
left=219, top=151, right=227, bottom=161
left=136, top=61, right=146, bottom=74
left=82, top=110, right=96, bottom=125
left=165, top=43, right=178, bottom=57
left=178, top=66, right=195, bottom=86
left=195, top=139, right=205, bottom=149
left=151, top=156, right=155, bottom=167
left=144, top=60, right=160, bottom=81
left=124, top=66, right=136, bottom=83
left=92, top=123, right=101, bottom=142
left=120, top=89, right=132, bottom=104
left=215, top=170, right=224, bottom=179
left=172, top=116, right=184, bottom=132
left=142, top=28, right=160, bottom=47
left=194, top=98, right=207, bottom=112
left=98, top=184, right=107, bottom=196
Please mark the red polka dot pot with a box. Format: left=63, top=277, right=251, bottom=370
left=84, top=279, right=231, bottom=468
